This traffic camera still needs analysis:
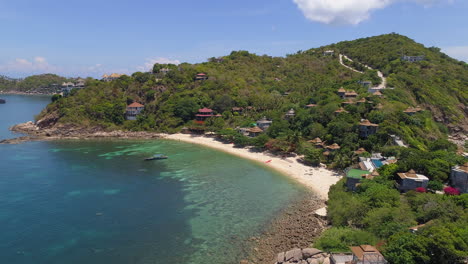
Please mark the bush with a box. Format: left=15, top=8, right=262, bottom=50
left=314, top=227, right=378, bottom=252
left=415, top=187, right=427, bottom=193
left=444, top=187, right=461, bottom=196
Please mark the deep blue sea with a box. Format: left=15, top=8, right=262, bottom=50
left=0, top=95, right=306, bottom=264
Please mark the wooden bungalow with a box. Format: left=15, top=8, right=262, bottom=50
left=359, top=119, right=379, bottom=138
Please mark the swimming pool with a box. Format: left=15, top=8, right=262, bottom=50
left=371, top=159, right=384, bottom=168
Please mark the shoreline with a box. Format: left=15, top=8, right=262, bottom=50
left=0, top=91, right=54, bottom=96
left=164, top=134, right=341, bottom=200
left=6, top=122, right=342, bottom=200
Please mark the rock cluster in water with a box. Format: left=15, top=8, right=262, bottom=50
left=275, top=248, right=330, bottom=264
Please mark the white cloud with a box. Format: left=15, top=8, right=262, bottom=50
left=136, top=57, right=181, bottom=72
left=443, top=46, right=468, bottom=62
left=292, top=0, right=452, bottom=25
left=0, top=56, right=60, bottom=74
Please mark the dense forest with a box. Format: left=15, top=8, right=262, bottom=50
left=35, top=33, right=467, bottom=262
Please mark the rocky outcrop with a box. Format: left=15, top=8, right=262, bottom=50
left=276, top=248, right=330, bottom=264
left=248, top=195, right=328, bottom=264
left=2, top=121, right=165, bottom=144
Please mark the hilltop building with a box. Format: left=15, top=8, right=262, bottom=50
left=396, top=169, right=429, bottom=192
left=323, top=50, right=335, bottom=56
left=126, top=102, right=144, bottom=120
left=359, top=119, right=379, bottom=138
left=402, top=55, right=425, bottom=62
left=451, top=163, right=468, bottom=193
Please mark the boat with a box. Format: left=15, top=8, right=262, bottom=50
left=145, top=154, right=168, bottom=161
left=0, top=98, right=5, bottom=104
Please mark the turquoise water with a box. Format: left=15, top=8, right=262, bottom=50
left=0, top=95, right=307, bottom=263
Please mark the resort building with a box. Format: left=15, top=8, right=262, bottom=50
left=450, top=163, right=468, bottom=194
left=285, top=108, right=295, bottom=119
left=403, top=106, right=423, bottom=115
left=232, top=107, right=244, bottom=114
left=342, top=99, right=355, bottom=106
left=195, top=107, right=215, bottom=124
left=308, top=137, right=325, bottom=148
left=358, top=80, right=373, bottom=88
left=335, top=107, right=349, bottom=115
left=102, top=73, right=124, bottom=82
left=256, top=116, right=273, bottom=131
left=396, top=169, right=429, bottom=192
left=159, top=68, right=171, bottom=75
left=305, top=104, right=317, bottom=108
left=346, top=169, right=372, bottom=191
left=337, top=87, right=346, bottom=98
left=330, top=254, right=354, bottom=264
left=247, top=126, right=263, bottom=137
left=350, top=245, right=388, bottom=264
left=402, top=55, right=425, bottom=62
left=355, top=148, right=367, bottom=155
left=344, top=90, right=358, bottom=99
left=359, top=119, right=379, bottom=138
left=126, top=102, right=144, bottom=120
left=195, top=73, right=208, bottom=81
left=356, top=98, right=367, bottom=105
left=323, top=50, right=335, bottom=56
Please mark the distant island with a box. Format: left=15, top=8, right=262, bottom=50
left=7, top=33, right=468, bottom=264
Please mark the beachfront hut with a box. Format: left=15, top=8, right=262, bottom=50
left=396, top=169, right=429, bottom=192
left=126, top=102, right=144, bottom=120
left=247, top=126, right=263, bottom=137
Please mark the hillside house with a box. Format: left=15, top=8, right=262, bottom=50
left=126, top=102, right=144, bottom=120
left=345, top=90, right=358, bottom=99
left=285, top=108, right=295, bottom=119
left=403, top=106, right=423, bottom=115
left=195, top=108, right=215, bottom=124
left=396, top=169, right=429, bottom=192
left=256, top=117, right=273, bottom=131
left=308, top=137, right=324, bottom=148
left=342, top=99, right=355, bottom=106
left=335, top=107, right=349, bottom=115
left=451, top=163, right=468, bottom=193
left=195, top=73, right=208, bottom=81
left=355, top=148, right=367, bottom=155
left=402, top=55, right=425, bottom=62
left=359, top=119, right=379, bottom=138
left=323, top=50, right=335, bottom=56
left=359, top=80, right=372, bottom=88
left=305, top=104, right=317, bottom=108
left=231, top=107, right=244, bottom=114
left=356, top=98, right=367, bottom=105
left=337, top=87, right=346, bottom=98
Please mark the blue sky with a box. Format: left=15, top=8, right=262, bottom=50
left=0, top=0, right=467, bottom=78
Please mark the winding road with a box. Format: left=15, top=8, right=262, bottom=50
left=339, top=54, right=387, bottom=89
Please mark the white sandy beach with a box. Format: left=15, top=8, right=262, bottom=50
left=164, top=134, right=342, bottom=200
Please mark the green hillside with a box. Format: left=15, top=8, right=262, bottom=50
left=0, top=74, right=68, bottom=93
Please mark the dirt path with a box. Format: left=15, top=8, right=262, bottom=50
left=339, top=54, right=387, bottom=89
